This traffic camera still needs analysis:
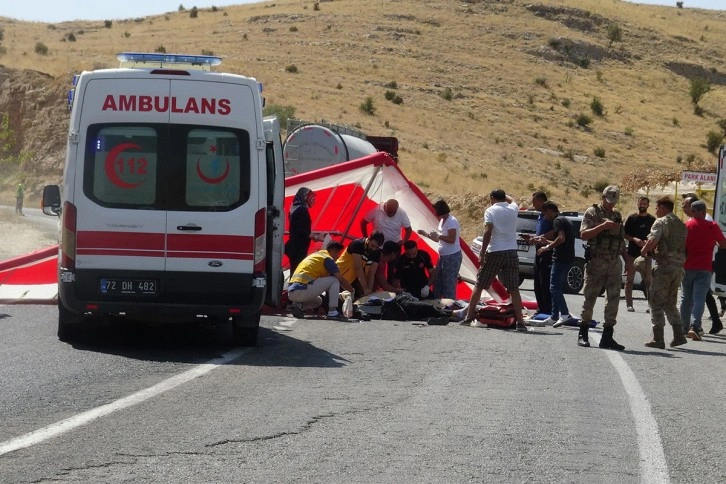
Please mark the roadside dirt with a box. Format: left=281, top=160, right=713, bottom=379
left=0, top=208, right=58, bottom=261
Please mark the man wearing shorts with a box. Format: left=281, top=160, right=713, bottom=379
left=463, top=189, right=527, bottom=331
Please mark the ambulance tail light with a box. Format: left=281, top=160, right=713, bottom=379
left=61, top=202, right=77, bottom=270
left=253, top=208, right=266, bottom=273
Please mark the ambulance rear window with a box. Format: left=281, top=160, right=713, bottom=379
left=84, top=124, right=251, bottom=210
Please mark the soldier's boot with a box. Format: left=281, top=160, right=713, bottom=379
left=644, top=326, right=665, bottom=349
left=577, top=323, right=590, bottom=347
left=670, top=325, right=688, bottom=347
left=599, top=325, right=625, bottom=351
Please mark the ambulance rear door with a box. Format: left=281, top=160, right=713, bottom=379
left=164, top=78, right=262, bottom=280
left=73, top=77, right=170, bottom=277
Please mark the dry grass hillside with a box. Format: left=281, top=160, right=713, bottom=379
left=0, top=0, right=725, bottom=242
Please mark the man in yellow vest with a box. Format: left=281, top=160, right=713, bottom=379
left=15, top=182, right=24, bottom=216
left=288, top=241, right=356, bottom=320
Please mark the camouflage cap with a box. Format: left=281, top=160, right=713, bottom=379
left=602, top=185, right=620, bottom=204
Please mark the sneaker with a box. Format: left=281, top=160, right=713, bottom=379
left=291, top=302, right=305, bottom=319
left=626, top=306, right=635, bottom=312
left=515, top=321, right=529, bottom=332
left=556, top=314, right=573, bottom=326
left=470, top=320, right=488, bottom=328
left=326, top=311, right=349, bottom=322
left=688, top=329, right=702, bottom=341
left=542, top=317, right=556, bottom=326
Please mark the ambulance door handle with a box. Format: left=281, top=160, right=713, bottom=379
left=177, top=224, right=202, bottom=231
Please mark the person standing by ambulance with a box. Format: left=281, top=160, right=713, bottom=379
left=285, top=187, right=320, bottom=275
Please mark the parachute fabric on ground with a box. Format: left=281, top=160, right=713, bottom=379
left=283, top=152, right=508, bottom=302
left=0, top=245, right=58, bottom=303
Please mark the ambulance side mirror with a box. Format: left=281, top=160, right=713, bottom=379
left=42, top=185, right=62, bottom=216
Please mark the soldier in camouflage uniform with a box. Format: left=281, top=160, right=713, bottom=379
left=578, top=186, right=625, bottom=350
left=640, top=197, right=687, bottom=349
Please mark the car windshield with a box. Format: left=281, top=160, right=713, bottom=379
left=516, top=214, right=538, bottom=234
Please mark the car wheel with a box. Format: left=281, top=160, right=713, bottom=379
left=563, top=259, right=585, bottom=294
left=232, top=311, right=261, bottom=347
left=58, top=300, right=83, bottom=342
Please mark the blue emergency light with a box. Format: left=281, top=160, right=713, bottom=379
left=116, top=52, right=223, bottom=68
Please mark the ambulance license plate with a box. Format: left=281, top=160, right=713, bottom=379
left=100, top=279, right=158, bottom=295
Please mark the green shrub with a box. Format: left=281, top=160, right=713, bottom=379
left=190, top=7, right=198, bottom=18
left=384, top=90, right=396, bottom=101
left=66, top=33, right=76, bottom=42
left=392, top=95, right=403, bottom=105
left=313, top=2, right=320, bottom=10
left=694, top=105, right=704, bottom=116
left=289, top=26, right=298, bottom=32
left=104, top=20, right=112, bottom=28
left=201, top=49, right=214, bottom=56
left=593, top=147, right=606, bottom=158
left=440, top=87, right=453, bottom=101
left=590, top=97, right=604, bottom=116
left=624, top=126, right=634, bottom=136
left=689, top=78, right=711, bottom=105
left=579, top=57, right=591, bottom=69
left=285, top=64, right=298, bottom=74
left=607, top=23, right=622, bottom=48
left=212, top=6, right=218, bottom=12
left=384, top=80, right=398, bottom=89
left=672, top=117, right=679, bottom=127
left=535, top=77, right=548, bottom=88
left=576, top=113, right=593, bottom=127
left=262, top=104, right=296, bottom=130
left=34, top=42, right=48, bottom=55
left=155, top=45, right=166, bottom=53
left=336, top=83, right=342, bottom=90
left=706, top=131, right=723, bottom=154
left=561, top=98, right=571, bottom=108
left=360, top=97, right=376, bottom=115
left=178, top=4, right=185, bottom=11
left=124, top=31, right=131, bottom=38
left=548, top=38, right=561, bottom=49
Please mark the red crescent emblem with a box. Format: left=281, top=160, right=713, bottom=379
left=105, top=143, right=143, bottom=189
left=196, top=158, right=230, bottom=184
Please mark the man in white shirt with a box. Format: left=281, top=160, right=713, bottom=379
left=463, top=189, right=527, bottom=331
left=360, top=199, right=412, bottom=245
left=361, top=199, right=412, bottom=284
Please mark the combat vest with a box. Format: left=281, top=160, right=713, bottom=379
left=653, top=212, right=687, bottom=267
left=289, top=250, right=334, bottom=285
left=586, top=204, right=624, bottom=258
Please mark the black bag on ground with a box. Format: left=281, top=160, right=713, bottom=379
left=381, top=293, right=451, bottom=321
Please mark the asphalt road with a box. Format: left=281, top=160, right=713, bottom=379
left=1, top=282, right=725, bottom=483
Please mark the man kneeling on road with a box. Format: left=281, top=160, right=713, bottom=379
left=288, top=241, right=356, bottom=321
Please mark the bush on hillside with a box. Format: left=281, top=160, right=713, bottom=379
left=263, top=104, right=296, bottom=130
left=706, top=131, right=723, bottom=154
left=34, top=42, right=48, bottom=55
left=360, top=97, right=376, bottom=115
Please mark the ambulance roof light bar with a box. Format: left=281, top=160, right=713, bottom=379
left=116, top=52, right=223, bottom=71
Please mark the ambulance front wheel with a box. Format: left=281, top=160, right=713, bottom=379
left=232, top=311, right=261, bottom=347
left=58, top=300, right=83, bottom=343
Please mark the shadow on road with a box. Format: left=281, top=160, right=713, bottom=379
left=66, top=318, right=348, bottom=368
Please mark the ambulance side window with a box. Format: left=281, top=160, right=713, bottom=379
left=85, top=125, right=158, bottom=207
left=184, top=128, right=248, bottom=209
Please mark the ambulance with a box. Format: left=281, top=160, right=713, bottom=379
left=42, top=53, right=284, bottom=346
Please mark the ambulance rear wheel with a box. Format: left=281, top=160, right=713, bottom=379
left=58, top=301, right=83, bottom=343
left=232, top=311, right=260, bottom=347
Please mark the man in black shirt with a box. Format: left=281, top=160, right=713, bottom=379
left=393, top=240, right=436, bottom=298
left=536, top=201, right=576, bottom=327
left=623, top=196, right=656, bottom=312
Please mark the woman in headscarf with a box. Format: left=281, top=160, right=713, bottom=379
left=285, top=187, right=317, bottom=274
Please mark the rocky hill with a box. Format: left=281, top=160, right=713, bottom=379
left=0, top=0, right=725, bottom=241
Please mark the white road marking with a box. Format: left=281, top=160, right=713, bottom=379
left=0, top=347, right=248, bottom=456
left=273, top=317, right=298, bottom=331
left=589, top=332, right=670, bottom=484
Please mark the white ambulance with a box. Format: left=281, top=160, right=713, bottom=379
left=42, top=53, right=284, bottom=346
left=714, top=145, right=726, bottom=296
